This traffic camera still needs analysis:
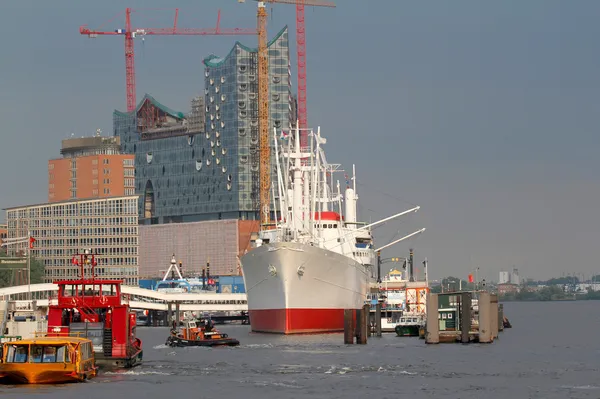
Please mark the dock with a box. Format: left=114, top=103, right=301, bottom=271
left=424, top=291, right=510, bottom=344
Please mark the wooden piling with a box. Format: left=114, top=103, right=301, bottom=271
left=355, top=306, right=367, bottom=344
left=360, top=304, right=369, bottom=344
left=175, top=302, right=180, bottom=328
left=478, top=292, right=492, bottom=343
left=490, top=294, right=499, bottom=339
left=344, top=309, right=354, bottom=344
left=167, top=302, right=173, bottom=328
left=425, top=293, right=439, bottom=344
left=375, top=302, right=382, bottom=337
left=498, top=303, right=504, bottom=332
left=366, top=305, right=372, bottom=337
left=460, top=292, right=472, bottom=344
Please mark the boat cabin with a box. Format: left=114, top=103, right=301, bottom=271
left=0, top=337, right=97, bottom=383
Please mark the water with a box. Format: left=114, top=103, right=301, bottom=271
left=1, top=301, right=599, bottom=398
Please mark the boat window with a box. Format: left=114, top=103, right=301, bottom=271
left=42, top=347, right=57, bottom=362
left=31, top=346, right=44, bottom=363
left=63, top=284, right=78, bottom=297
left=5, top=345, right=28, bottom=363
left=57, top=346, right=67, bottom=362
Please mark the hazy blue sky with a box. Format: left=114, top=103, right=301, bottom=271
left=1, top=0, right=599, bottom=281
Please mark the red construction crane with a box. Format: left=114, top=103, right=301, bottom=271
left=80, top=8, right=257, bottom=112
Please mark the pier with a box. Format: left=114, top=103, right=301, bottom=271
left=424, top=291, right=509, bottom=344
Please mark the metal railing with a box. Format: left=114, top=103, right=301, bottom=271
left=34, top=330, right=86, bottom=338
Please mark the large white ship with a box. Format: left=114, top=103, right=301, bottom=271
left=240, top=125, right=425, bottom=334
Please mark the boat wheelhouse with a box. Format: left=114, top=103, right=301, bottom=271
left=45, top=250, right=143, bottom=369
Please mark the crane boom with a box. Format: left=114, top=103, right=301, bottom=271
left=80, top=8, right=256, bottom=112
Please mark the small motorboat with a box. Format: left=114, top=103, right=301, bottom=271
left=165, top=317, right=239, bottom=348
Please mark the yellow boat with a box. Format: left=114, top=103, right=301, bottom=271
left=0, top=335, right=98, bottom=384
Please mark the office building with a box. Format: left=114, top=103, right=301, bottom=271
left=5, top=196, right=139, bottom=285
left=48, top=131, right=135, bottom=202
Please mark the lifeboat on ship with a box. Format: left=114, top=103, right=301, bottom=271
left=45, top=250, right=143, bottom=369
left=165, top=316, right=239, bottom=348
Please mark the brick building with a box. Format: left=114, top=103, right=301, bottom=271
left=49, top=131, right=134, bottom=202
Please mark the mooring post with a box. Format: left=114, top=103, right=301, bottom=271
left=344, top=309, right=354, bottom=344
left=375, top=302, right=382, bottom=337
left=355, top=307, right=364, bottom=344
left=425, top=293, right=439, bottom=344
left=478, top=292, right=492, bottom=343
left=498, top=303, right=504, bottom=332
left=174, top=302, right=180, bottom=328
left=460, top=292, right=472, bottom=344
left=490, top=294, right=499, bottom=339
left=358, top=304, right=369, bottom=344
left=167, top=302, right=173, bottom=327
left=366, top=304, right=372, bottom=337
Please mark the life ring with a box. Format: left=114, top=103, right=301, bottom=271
left=99, top=296, right=108, bottom=305
left=70, top=298, right=77, bottom=307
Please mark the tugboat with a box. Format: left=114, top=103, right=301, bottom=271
left=166, top=316, right=239, bottom=347
left=46, top=250, right=143, bottom=368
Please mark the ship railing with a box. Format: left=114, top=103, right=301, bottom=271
left=34, top=330, right=86, bottom=338
left=0, top=335, right=22, bottom=343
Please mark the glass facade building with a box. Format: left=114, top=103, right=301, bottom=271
left=113, top=26, right=294, bottom=225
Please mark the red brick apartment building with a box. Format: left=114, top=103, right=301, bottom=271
left=48, top=133, right=134, bottom=202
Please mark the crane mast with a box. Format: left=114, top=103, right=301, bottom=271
left=257, top=3, right=271, bottom=226
left=251, top=0, right=335, bottom=227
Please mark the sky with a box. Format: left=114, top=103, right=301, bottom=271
left=1, top=0, right=599, bottom=282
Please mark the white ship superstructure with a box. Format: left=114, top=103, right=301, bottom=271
left=240, top=125, right=425, bottom=334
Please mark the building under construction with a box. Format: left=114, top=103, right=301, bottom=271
left=113, top=27, right=295, bottom=277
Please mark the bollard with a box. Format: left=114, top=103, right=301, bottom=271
left=460, top=292, right=472, bottom=344
left=490, top=294, right=499, bottom=339
left=344, top=309, right=354, bottom=344
left=498, top=304, right=504, bottom=332
left=375, top=302, right=382, bottom=337
left=425, top=293, right=439, bottom=344
left=478, top=292, right=492, bottom=343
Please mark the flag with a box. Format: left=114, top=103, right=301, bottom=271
left=29, top=236, right=36, bottom=249
left=468, top=274, right=474, bottom=283
left=280, top=131, right=289, bottom=141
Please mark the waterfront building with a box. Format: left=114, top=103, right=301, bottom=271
left=48, top=131, right=135, bottom=203
left=4, top=196, right=139, bottom=285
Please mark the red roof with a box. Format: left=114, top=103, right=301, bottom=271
left=313, top=211, right=342, bottom=221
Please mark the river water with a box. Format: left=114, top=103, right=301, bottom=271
left=1, top=301, right=599, bottom=399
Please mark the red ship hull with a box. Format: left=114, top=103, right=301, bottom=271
left=249, top=308, right=346, bottom=334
